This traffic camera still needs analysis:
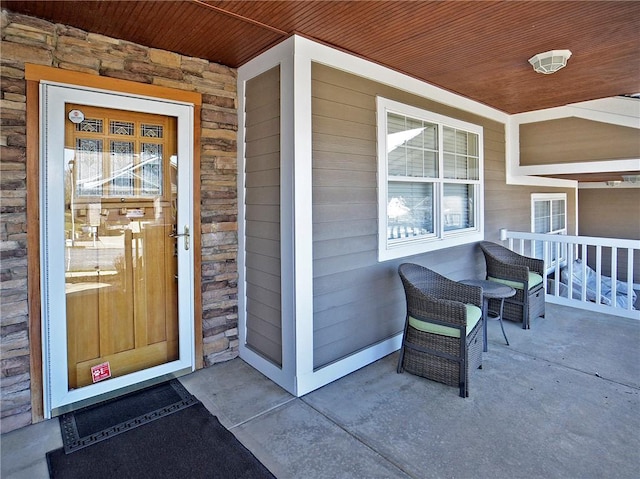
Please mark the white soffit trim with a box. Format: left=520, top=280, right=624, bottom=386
left=291, top=48, right=315, bottom=383
left=512, top=96, right=640, bottom=129
left=517, top=158, right=640, bottom=177
left=237, top=35, right=294, bottom=80
left=507, top=96, right=638, bottom=188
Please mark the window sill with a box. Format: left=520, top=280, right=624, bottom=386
left=378, top=231, right=483, bottom=262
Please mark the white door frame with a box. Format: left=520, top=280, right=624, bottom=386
left=40, top=83, right=195, bottom=418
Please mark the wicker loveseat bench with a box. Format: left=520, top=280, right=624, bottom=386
left=397, top=263, right=484, bottom=398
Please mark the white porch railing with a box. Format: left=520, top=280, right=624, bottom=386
left=499, top=230, right=640, bottom=320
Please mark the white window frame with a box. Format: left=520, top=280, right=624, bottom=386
left=531, top=193, right=568, bottom=272
left=377, top=97, right=484, bottom=261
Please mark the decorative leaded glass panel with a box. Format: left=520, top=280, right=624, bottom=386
left=110, top=140, right=134, bottom=196
left=140, top=143, right=163, bottom=196
left=110, top=120, right=135, bottom=136
left=76, top=118, right=103, bottom=133
left=141, top=124, right=164, bottom=138
left=75, top=138, right=103, bottom=196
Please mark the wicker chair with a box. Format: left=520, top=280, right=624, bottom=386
left=397, top=263, right=483, bottom=398
left=478, top=241, right=545, bottom=329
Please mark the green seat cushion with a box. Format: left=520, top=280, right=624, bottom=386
left=408, top=304, right=482, bottom=338
left=488, top=272, right=543, bottom=291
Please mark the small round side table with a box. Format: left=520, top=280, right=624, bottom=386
left=461, top=279, right=515, bottom=352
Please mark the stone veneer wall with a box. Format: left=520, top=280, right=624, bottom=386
left=0, top=10, right=239, bottom=433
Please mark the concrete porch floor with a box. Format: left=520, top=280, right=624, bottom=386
left=2, top=303, right=639, bottom=479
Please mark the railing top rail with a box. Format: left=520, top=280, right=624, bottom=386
left=501, top=231, right=640, bottom=249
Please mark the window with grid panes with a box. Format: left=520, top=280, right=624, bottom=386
left=69, top=106, right=171, bottom=200
left=377, top=97, right=483, bottom=261
left=531, top=193, right=567, bottom=268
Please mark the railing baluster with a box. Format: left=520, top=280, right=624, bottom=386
left=610, top=246, right=618, bottom=308
left=497, top=229, right=639, bottom=319
left=549, top=243, right=562, bottom=296
left=581, top=245, right=588, bottom=303
left=627, top=249, right=635, bottom=311
left=567, top=243, right=574, bottom=301
left=595, top=246, right=602, bottom=306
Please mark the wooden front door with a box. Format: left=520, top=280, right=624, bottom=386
left=42, top=84, right=194, bottom=417
left=63, top=105, right=179, bottom=389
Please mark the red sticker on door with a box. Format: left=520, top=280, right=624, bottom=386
left=91, top=362, right=111, bottom=383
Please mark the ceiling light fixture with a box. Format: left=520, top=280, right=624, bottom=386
left=528, top=49, right=572, bottom=74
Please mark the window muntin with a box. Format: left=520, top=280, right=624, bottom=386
left=531, top=193, right=567, bottom=269
left=71, top=110, right=169, bottom=200
left=387, top=113, right=438, bottom=178
left=533, top=196, right=566, bottom=236
left=387, top=181, right=434, bottom=241
left=443, top=127, right=479, bottom=180
left=443, top=183, right=475, bottom=232
left=378, top=97, right=483, bottom=261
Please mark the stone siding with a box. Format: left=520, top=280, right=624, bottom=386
left=0, top=10, right=238, bottom=433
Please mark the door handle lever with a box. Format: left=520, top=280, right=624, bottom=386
left=169, top=225, right=190, bottom=250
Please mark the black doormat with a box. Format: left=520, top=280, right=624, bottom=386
left=47, top=399, right=276, bottom=479
left=59, top=379, right=197, bottom=453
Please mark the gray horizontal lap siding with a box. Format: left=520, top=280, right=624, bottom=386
left=311, top=62, right=515, bottom=369
left=244, top=67, right=282, bottom=366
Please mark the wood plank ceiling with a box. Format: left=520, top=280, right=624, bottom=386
left=3, top=0, right=639, bottom=115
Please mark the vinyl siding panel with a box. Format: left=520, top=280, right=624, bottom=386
left=245, top=151, right=280, bottom=173
left=520, top=118, right=640, bottom=165
left=245, top=168, right=280, bottom=187
left=246, top=236, right=280, bottom=259
left=311, top=62, right=576, bottom=369
left=313, top=236, right=378, bottom=260
left=245, top=186, right=280, bottom=205
left=245, top=253, right=280, bottom=279
left=313, top=203, right=377, bottom=223
left=245, top=221, right=279, bottom=241
left=313, top=149, right=377, bottom=172
left=245, top=313, right=282, bottom=366
left=314, top=133, right=374, bottom=156
left=313, top=187, right=377, bottom=204
left=244, top=281, right=281, bottom=309
left=578, top=188, right=640, bottom=283
left=245, top=136, right=280, bottom=157
left=245, top=205, right=279, bottom=223
left=313, top=169, right=376, bottom=188
left=244, top=66, right=282, bottom=366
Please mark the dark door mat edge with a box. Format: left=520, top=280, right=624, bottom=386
left=60, top=379, right=198, bottom=454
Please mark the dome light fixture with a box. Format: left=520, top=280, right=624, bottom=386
left=528, top=49, right=572, bottom=74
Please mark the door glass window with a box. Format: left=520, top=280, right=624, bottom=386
left=64, top=104, right=179, bottom=390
